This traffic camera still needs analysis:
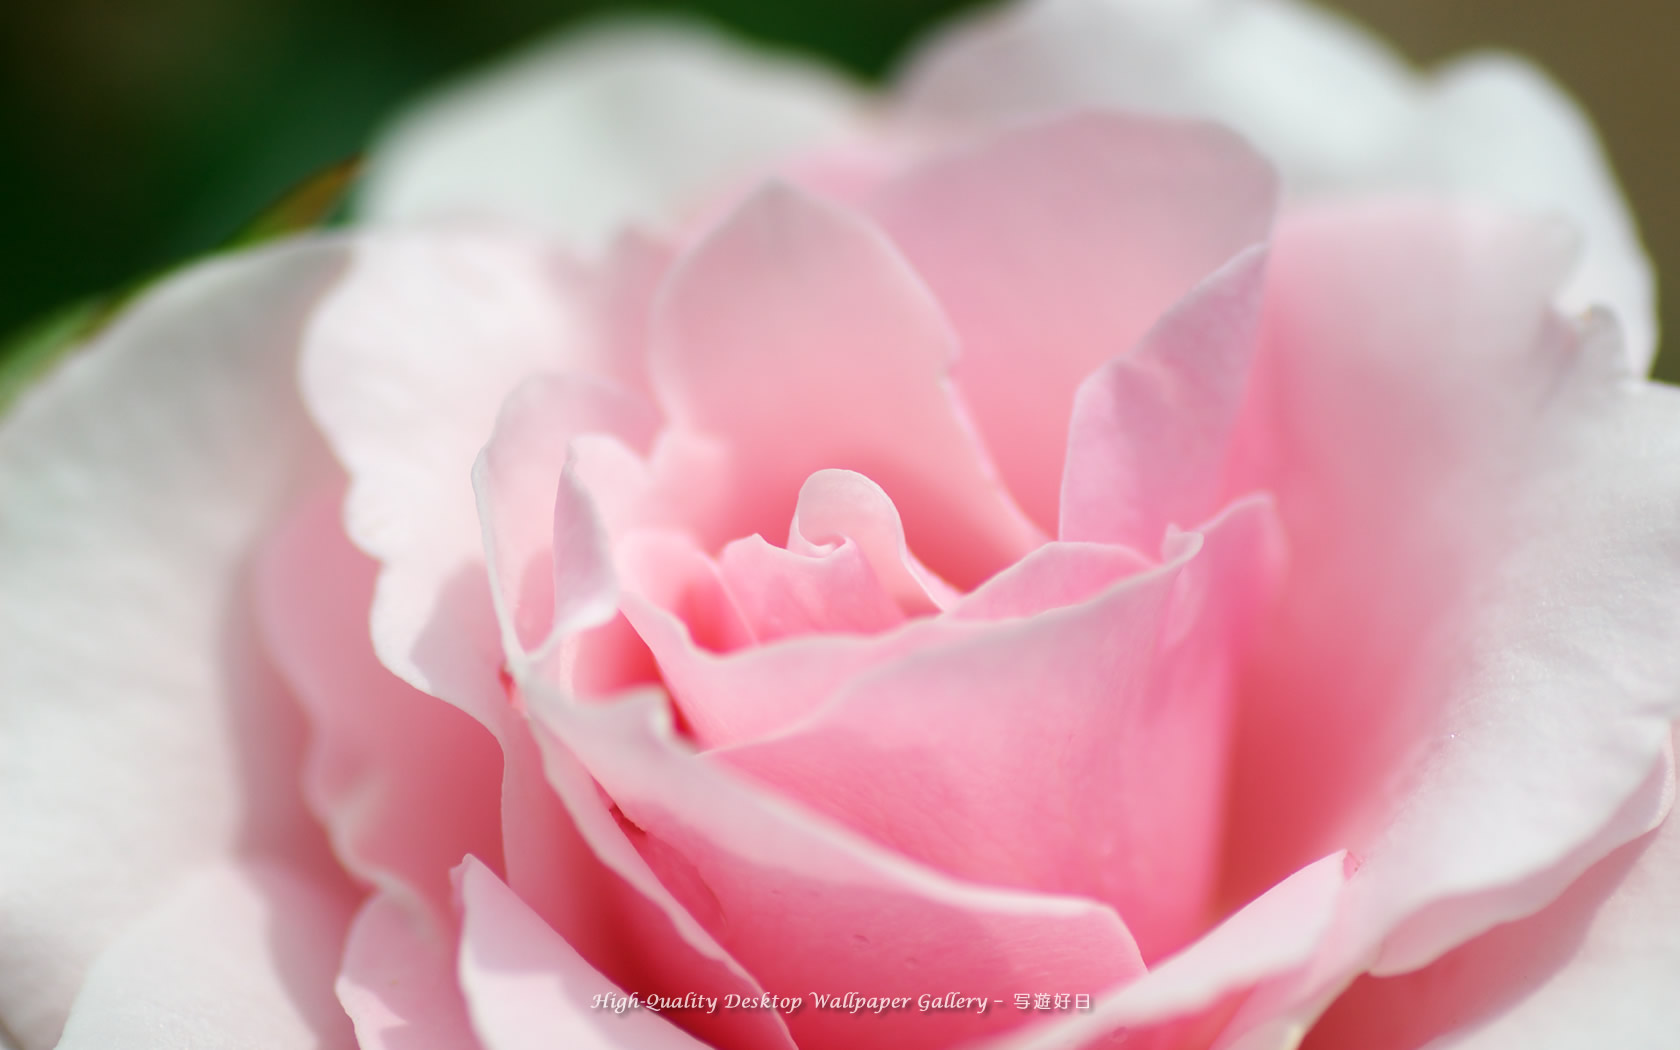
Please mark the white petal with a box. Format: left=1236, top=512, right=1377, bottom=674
left=55, top=860, right=356, bottom=1050
left=900, top=0, right=1655, bottom=369
left=359, top=18, right=863, bottom=253
left=0, top=241, right=347, bottom=1047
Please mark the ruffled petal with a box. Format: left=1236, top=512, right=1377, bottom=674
left=721, top=496, right=1284, bottom=961
left=648, top=181, right=1043, bottom=588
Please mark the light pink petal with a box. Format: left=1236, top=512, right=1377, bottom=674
left=950, top=542, right=1152, bottom=622
left=471, top=373, right=659, bottom=656
left=525, top=688, right=1149, bottom=1050
left=1221, top=203, right=1680, bottom=1005
left=721, top=496, right=1284, bottom=961
left=618, top=530, right=756, bottom=654
left=518, top=717, right=799, bottom=1050
left=712, top=468, right=971, bottom=644
left=620, top=530, right=1148, bottom=753
left=257, top=486, right=504, bottom=925
left=361, top=19, right=861, bottom=253
left=337, top=891, right=482, bottom=1050
left=867, top=111, right=1276, bottom=530
left=302, top=230, right=634, bottom=947
left=787, top=469, right=960, bottom=613
left=899, top=0, right=1654, bottom=370
left=55, top=860, right=357, bottom=1050
left=618, top=588, right=893, bottom=748
left=0, top=241, right=347, bottom=1047
left=976, top=850, right=1348, bottom=1050
left=718, top=534, right=906, bottom=642
left=302, top=230, right=581, bottom=715
left=1060, top=245, right=1267, bottom=549
left=648, top=181, right=1043, bottom=589
left=456, top=857, right=713, bottom=1050
left=1303, top=735, right=1680, bottom=1050
left=489, top=497, right=801, bottom=1050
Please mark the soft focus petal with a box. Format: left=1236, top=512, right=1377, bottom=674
left=455, top=857, right=712, bottom=1050
left=1304, top=735, right=1680, bottom=1050
left=337, top=891, right=482, bottom=1050
left=900, top=0, right=1655, bottom=370
left=0, top=242, right=346, bottom=1047
left=360, top=19, right=862, bottom=252
left=257, top=486, right=504, bottom=924
left=1061, top=246, right=1267, bottom=549
left=649, top=181, right=1043, bottom=588
left=55, top=860, right=356, bottom=1050
left=1225, top=203, right=1680, bottom=1007
left=868, top=111, right=1276, bottom=529
left=977, top=851, right=1348, bottom=1050
left=722, top=496, right=1284, bottom=961
left=527, top=690, right=1149, bottom=1050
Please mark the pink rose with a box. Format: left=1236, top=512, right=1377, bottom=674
left=4, top=3, right=1679, bottom=1050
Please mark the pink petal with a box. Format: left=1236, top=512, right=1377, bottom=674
left=974, top=850, right=1348, bottom=1050
left=521, top=718, right=800, bottom=1050
left=256, top=485, right=504, bottom=923
left=525, top=688, right=1149, bottom=1050
left=455, top=857, right=714, bottom=1050
left=867, top=111, right=1276, bottom=531
left=337, top=891, right=482, bottom=1050
left=1302, top=736, right=1680, bottom=1050
left=618, top=529, right=756, bottom=655
left=787, top=469, right=960, bottom=613
left=1222, top=202, right=1680, bottom=1006
left=718, top=534, right=906, bottom=642
left=302, top=230, right=580, bottom=716
left=897, top=0, right=1655, bottom=370
left=712, top=469, right=967, bottom=643
left=471, top=372, right=659, bottom=655
left=0, top=241, right=347, bottom=1046
left=648, top=181, right=1043, bottom=588
left=949, top=541, right=1152, bottom=622
left=56, top=860, right=357, bottom=1050
left=1060, top=245, right=1267, bottom=549
left=720, top=495, right=1284, bottom=961
left=618, top=588, right=895, bottom=748
left=620, top=515, right=1151, bottom=754
left=301, top=231, right=642, bottom=952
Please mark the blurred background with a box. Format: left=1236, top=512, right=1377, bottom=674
left=1, top=0, right=1675, bottom=380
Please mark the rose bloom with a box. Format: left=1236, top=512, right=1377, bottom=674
left=4, top=1, right=1680, bottom=1049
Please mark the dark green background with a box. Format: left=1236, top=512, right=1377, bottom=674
left=2, top=0, right=1675, bottom=379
